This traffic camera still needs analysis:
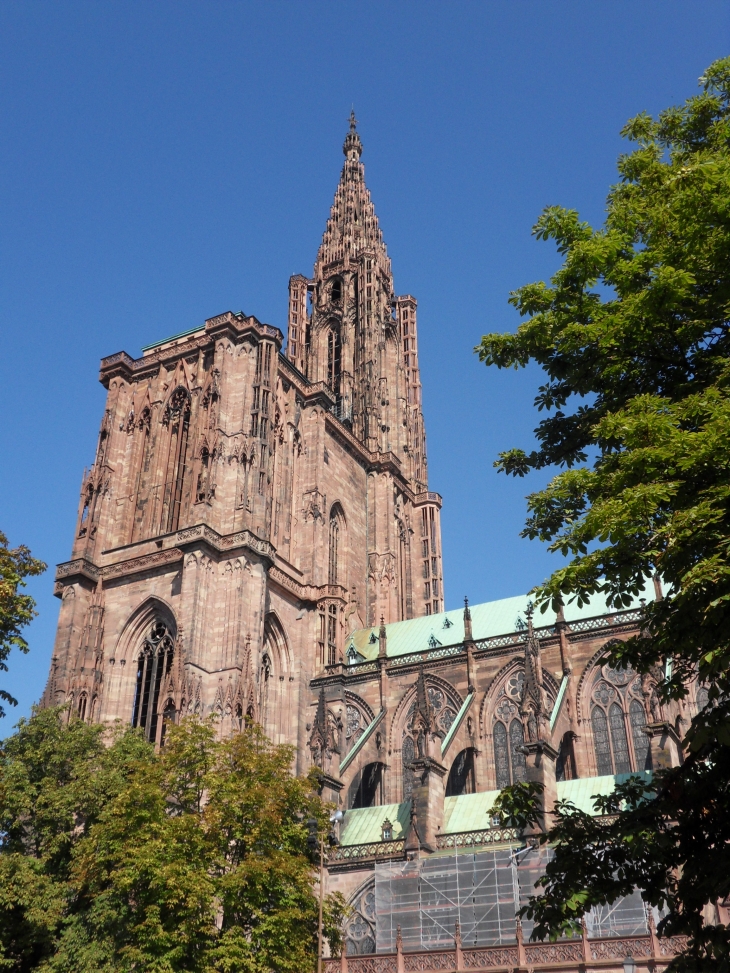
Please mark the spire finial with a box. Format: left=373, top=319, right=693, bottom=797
left=343, top=110, right=363, bottom=160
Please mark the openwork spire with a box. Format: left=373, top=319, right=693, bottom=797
left=315, top=113, right=390, bottom=273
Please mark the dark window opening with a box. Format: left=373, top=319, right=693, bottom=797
left=555, top=733, right=577, bottom=781
left=445, top=748, right=475, bottom=797
left=349, top=762, right=383, bottom=809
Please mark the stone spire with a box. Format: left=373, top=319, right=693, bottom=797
left=315, top=112, right=390, bottom=273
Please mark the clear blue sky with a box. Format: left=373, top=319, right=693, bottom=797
left=1, top=1, right=727, bottom=724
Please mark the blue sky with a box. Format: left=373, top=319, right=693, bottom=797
left=1, top=1, right=727, bottom=723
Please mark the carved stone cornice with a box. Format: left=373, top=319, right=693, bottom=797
left=99, top=313, right=283, bottom=388
left=55, top=550, right=183, bottom=588
left=267, top=565, right=347, bottom=605
left=173, top=524, right=276, bottom=563
left=55, top=558, right=100, bottom=584
left=104, top=548, right=184, bottom=580
left=55, top=525, right=276, bottom=593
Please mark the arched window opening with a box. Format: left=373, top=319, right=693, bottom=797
left=77, top=694, right=87, bottom=722
left=331, top=279, right=342, bottom=302
left=327, top=604, right=338, bottom=666
left=162, top=387, right=191, bottom=533
left=590, top=662, right=648, bottom=775
left=349, top=762, right=383, bottom=809
left=159, top=699, right=176, bottom=748
left=132, top=621, right=175, bottom=746
left=555, top=732, right=577, bottom=782
left=446, top=748, right=475, bottom=797
left=492, top=671, right=528, bottom=789
left=327, top=326, right=342, bottom=397
left=329, top=508, right=342, bottom=585
left=344, top=883, right=376, bottom=956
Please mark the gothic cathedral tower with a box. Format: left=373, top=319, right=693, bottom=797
left=44, top=116, right=444, bottom=770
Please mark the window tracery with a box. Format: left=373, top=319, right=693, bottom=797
left=132, top=621, right=175, bottom=746
left=589, top=663, right=649, bottom=775
left=344, top=882, right=376, bottom=956
left=492, top=672, right=528, bottom=790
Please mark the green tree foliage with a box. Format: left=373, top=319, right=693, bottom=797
left=0, top=532, right=46, bottom=717
left=0, top=708, right=345, bottom=972
left=479, top=58, right=730, bottom=970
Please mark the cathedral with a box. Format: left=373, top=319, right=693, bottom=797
left=44, top=115, right=699, bottom=972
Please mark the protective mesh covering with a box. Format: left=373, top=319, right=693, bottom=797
left=375, top=845, right=651, bottom=953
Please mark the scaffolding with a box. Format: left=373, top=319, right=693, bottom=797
left=374, top=844, right=652, bottom=953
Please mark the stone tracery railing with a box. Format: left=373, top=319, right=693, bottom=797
left=325, top=934, right=688, bottom=973
left=329, top=838, right=406, bottom=863
left=435, top=827, right=520, bottom=850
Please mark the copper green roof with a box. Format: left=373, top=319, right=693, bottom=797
left=141, top=324, right=205, bottom=352
left=339, top=802, right=411, bottom=846
left=337, top=772, right=653, bottom=846
left=345, top=579, right=656, bottom=662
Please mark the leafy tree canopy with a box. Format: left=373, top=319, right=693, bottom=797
left=479, top=58, right=730, bottom=971
left=0, top=708, right=344, bottom=973
left=0, top=531, right=46, bottom=718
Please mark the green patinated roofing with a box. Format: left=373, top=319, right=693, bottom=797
left=556, top=771, right=653, bottom=815
left=346, top=580, right=657, bottom=663
left=337, top=773, right=653, bottom=846
left=141, top=324, right=205, bottom=352
left=443, top=790, right=501, bottom=833
left=339, top=802, right=411, bottom=846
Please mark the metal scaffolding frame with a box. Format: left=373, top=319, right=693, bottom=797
left=374, top=844, right=652, bottom=953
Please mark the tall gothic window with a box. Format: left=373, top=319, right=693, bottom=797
left=132, top=621, right=175, bottom=746
left=492, top=670, right=528, bottom=790
left=328, top=507, right=342, bottom=584
left=590, top=662, right=649, bottom=775
left=161, top=387, right=191, bottom=533
left=327, top=325, right=341, bottom=397
left=327, top=604, right=338, bottom=666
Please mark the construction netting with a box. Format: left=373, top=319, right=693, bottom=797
left=374, top=845, right=652, bottom=953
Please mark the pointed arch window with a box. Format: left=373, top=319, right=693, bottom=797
left=327, top=325, right=341, bottom=397
left=132, top=621, right=175, bottom=746
left=329, top=507, right=342, bottom=585
left=327, top=604, right=338, bottom=666
left=492, top=671, right=527, bottom=790
left=589, top=662, right=649, bottom=775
